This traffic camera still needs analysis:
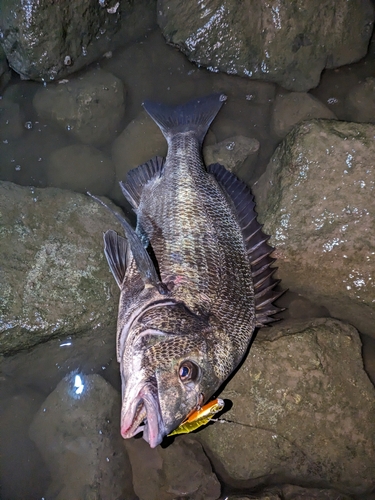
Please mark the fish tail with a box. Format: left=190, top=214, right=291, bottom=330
left=143, top=93, right=227, bottom=145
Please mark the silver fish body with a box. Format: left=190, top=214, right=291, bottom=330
left=97, top=94, right=282, bottom=447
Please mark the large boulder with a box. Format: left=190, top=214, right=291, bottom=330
left=203, top=135, right=260, bottom=181
left=29, top=373, right=135, bottom=499
left=33, top=69, right=125, bottom=147
left=0, top=0, right=156, bottom=82
left=0, top=181, right=122, bottom=355
left=196, top=318, right=375, bottom=494
left=158, top=0, right=374, bottom=91
left=125, top=435, right=221, bottom=500
left=271, top=92, right=337, bottom=139
left=253, top=119, right=375, bottom=338
left=344, top=77, right=375, bottom=123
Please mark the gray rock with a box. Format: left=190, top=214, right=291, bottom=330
left=33, top=69, right=125, bottom=146
left=0, top=0, right=156, bottom=82
left=0, top=45, right=11, bottom=92
left=47, top=144, right=115, bottom=196
left=284, top=292, right=330, bottom=320
left=0, top=181, right=122, bottom=354
left=0, top=389, right=49, bottom=499
left=271, top=92, right=337, bottom=138
left=158, top=0, right=374, bottom=91
left=203, top=135, right=260, bottom=178
left=125, top=435, right=221, bottom=500
left=0, top=125, right=70, bottom=189
left=281, top=484, right=352, bottom=500
left=29, top=373, right=135, bottom=500
left=253, top=120, right=375, bottom=338
left=226, top=496, right=281, bottom=500
left=196, top=318, right=375, bottom=494
left=112, top=110, right=166, bottom=171
left=226, top=487, right=351, bottom=500
left=160, top=437, right=221, bottom=500
left=0, top=98, right=25, bottom=141
left=345, top=77, right=375, bottom=123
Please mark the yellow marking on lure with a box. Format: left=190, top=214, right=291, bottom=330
left=168, top=398, right=225, bottom=436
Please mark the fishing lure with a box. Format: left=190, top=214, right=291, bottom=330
left=168, top=398, right=225, bottom=436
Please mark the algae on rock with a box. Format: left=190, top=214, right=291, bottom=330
left=0, top=182, right=122, bottom=355
left=253, top=119, right=375, bottom=338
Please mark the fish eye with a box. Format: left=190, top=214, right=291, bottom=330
left=179, top=360, right=199, bottom=383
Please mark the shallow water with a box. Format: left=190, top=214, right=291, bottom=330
left=0, top=23, right=375, bottom=500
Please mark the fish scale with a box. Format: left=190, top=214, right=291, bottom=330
left=139, top=132, right=255, bottom=329
left=92, top=93, right=283, bottom=448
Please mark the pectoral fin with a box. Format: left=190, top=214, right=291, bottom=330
left=103, top=229, right=128, bottom=288
left=88, top=193, right=169, bottom=295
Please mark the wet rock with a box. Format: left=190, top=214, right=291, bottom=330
left=0, top=181, right=122, bottom=354
left=226, top=488, right=351, bottom=500
left=203, top=136, right=260, bottom=179
left=196, top=318, right=375, bottom=494
left=0, top=389, right=49, bottom=500
left=112, top=111, right=166, bottom=173
left=0, top=125, right=70, bottom=188
left=253, top=120, right=375, bottom=338
left=0, top=45, right=11, bottom=92
left=271, top=92, right=337, bottom=138
left=125, top=435, right=221, bottom=500
left=0, top=0, right=153, bottom=82
left=158, top=0, right=374, bottom=92
left=111, top=110, right=167, bottom=202
left=0, top=0, right=120, bottom=81
left=47, top=144, right=115, bottom=196
left=206, top=93, right=276, bottom=182
left=226, top=496, right=281, bottom=500
left=345, top=77, right=375, bottom=123
left=101, top=29, right=219, bottom=124
left=310, top=67, right=363, bottom=121
left=281, top=484, right=352, bottom=500
left=283, top=292, right=330, bottom=320
left=33, top=69, right=125, bottom=146
left=29, top=373, right=135, bottom=499
left=0, top=98, right=25, bottom=141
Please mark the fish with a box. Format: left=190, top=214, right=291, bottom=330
left=91, top=93, right=282, bottom=448
left=168, top=398, right=225, bottom=436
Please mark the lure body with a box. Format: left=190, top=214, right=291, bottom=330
left=168, top=398, right=225, bottom=436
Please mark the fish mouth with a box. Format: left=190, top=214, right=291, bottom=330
left=121, top=386, right=165, bottom=448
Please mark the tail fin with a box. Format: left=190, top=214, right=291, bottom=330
left=143, top=93, right=227, bottom=145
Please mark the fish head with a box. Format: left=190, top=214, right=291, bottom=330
left=119, top=305, right=222, bottom=448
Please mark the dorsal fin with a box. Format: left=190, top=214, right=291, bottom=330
left=120, top=156, right=164, bottom=209
left=208, top=163, right=284, bottom=327
left=103, top=229, right=129, bottom=288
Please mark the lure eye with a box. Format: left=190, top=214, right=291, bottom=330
left=179, top=361, right=199, bottom=383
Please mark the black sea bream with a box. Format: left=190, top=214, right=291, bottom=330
left=92, top=94, right=282, bottom=447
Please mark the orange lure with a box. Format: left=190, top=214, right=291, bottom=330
left=168, top=398, right=225, bottom=436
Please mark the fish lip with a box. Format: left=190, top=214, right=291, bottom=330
left=120, top=397, right=147, bottom=439
left=121, top=385, right=166, bottom=448
left=140, top=389, right=166, bottom=448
